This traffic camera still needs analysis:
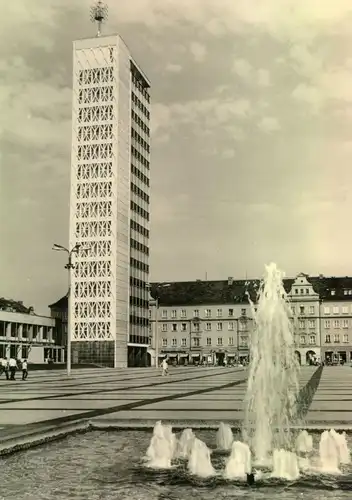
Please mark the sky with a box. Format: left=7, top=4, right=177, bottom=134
left=1, top=0, right=352, bottom=314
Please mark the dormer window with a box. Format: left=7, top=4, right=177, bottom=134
left=295, top=289, right=298, bottom=294
left=306, top=289, right=309, bottom=294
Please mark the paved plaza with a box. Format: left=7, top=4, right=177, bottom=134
left=0, top=365, right=351, bottom=436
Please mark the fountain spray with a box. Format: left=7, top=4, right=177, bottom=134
left=243, top=263, right=300, bottom=463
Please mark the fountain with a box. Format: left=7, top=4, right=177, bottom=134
left=296, top=430, right=313, bottom=454
left=319, top=430, right=341, bottom=474
left=188, top=438, right=215, bottom=478
left=271, top=449, right=300, bottom=480
left=224, top=441, right=252, bottom=480
left=144, top=421, right=176, bottom=468
left=142, top=264, right=351, bottom=488
left=243, top=263, right=300, bottom=465
left=330, top=429, right=351, bottom=465
left=216, top=422, right=233, bottom=450
left=177, top=428, right=195, bottom=458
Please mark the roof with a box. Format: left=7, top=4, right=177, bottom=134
left=311, top=276, right=352, bottom=300
left=150, top=276, right=352, bottom=306
left=47, top=275, right=352, bottom=310
left=0, top=297, right=31, bottom=314
left=48, top=294, right=68, bottom=309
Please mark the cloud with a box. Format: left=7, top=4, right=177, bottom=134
left=320, top=68, right=352, bottom=102
left=257, top=68, right=271, bottom=87
left=289, top=44, right=324, bottom=78
left=2, top=0, right=352, bottom=313
left=151, top=104, right=172, bottom=134
left=291, top=83, right=324, bottom=113
left=109, top=0, right=352, bottom=42
left=189, top=42, right=207, bottom=62
left=221, top=149, right=236, bottom=159
left=151, top=98, right=252, bottom=137
left=233, top=58, right=252, bottom=78
left=257, top=116, right=280, bottom=133
left=165, top=63, right=182, bottom=73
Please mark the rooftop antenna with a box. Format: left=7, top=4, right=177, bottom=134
left=90, top=0, right=108, bottom=38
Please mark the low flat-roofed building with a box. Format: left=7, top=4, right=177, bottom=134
left=0, top=298, right=64, bottom=363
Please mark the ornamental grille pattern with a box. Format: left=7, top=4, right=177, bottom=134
left=76, top=181, right=112, bottom=199
left=74, top=321, right=111, bottom=340
left=77, top=163, right=112, bottom=180
left=74, top=280, right=111, bottom=299
left=76, top=201, right=112, bottom=218
left=70, top=47, right=117, bottom=342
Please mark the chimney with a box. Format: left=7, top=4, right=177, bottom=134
left=228, top=276, right=233, bottom=285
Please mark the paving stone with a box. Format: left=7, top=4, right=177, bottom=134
left=0, top=365, right=350, bottom=441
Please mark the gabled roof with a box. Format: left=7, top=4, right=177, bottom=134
left=310, top=276, right=352, bottom=301
left=150, top=276, right=352, bottom=306
left=0, top=297, right=31, bottom=314
left=150, top=279, right=294, bottom=306
left=47, top=275, right=352, bottom=310
left=48, top=294, right=68, bottom=309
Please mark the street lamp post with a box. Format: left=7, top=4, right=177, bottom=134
left=52, top=243, right=82, bottom=377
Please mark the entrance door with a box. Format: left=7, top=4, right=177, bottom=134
left=338, top=351, right=347, bottom=364
left=216, top=352, right=225, bottom=366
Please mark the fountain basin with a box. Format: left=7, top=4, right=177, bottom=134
left=1, top=429, right=351, bottom=499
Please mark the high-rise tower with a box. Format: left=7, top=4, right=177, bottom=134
left=69, top=2, right=151, bottom=367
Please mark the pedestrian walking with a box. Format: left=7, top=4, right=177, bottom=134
left=1, top=358, right=9, bottom=380
left=8, top=357, right=17, bottom=380
left=161, top=358, right=169, bottom=376
left=22, top=359, right=28, bottom=380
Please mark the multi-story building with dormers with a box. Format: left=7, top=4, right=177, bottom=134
left=287, top=273, right=321, bottom=365
left=149, top=273, right=352, bottom=367
left=149, top=277, right=256, bottom=366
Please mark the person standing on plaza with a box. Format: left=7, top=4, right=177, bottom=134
left=22, top=359, right=28, bottom=381
left=1, top=357, right=9, bottom=380
left=8, top=357, right=17, bottom=380
left=161, top=358, right=168, bottom=376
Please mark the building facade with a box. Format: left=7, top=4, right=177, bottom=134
left=319, top=278, right=352, bottom=364
left=48, top=294, right=68, bottom=352
left=150, top=274, right=352, bottom=366
left=69, top=34, right=151, bottom=368
left=0, top=298, right=64, bottom=363
left=149, top=278, right=256, bottom=366
left=288, top=273, right=321, bottom=365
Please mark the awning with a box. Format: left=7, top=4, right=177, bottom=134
left=227, top=354, right=236, bottom=357
left=179, top=354, right=189, bottom=358
left=158, top=354, right=166, bottom=357
left=191, top=353, right=200, bottom=358
left=167, top=354, right=177, bottom=358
